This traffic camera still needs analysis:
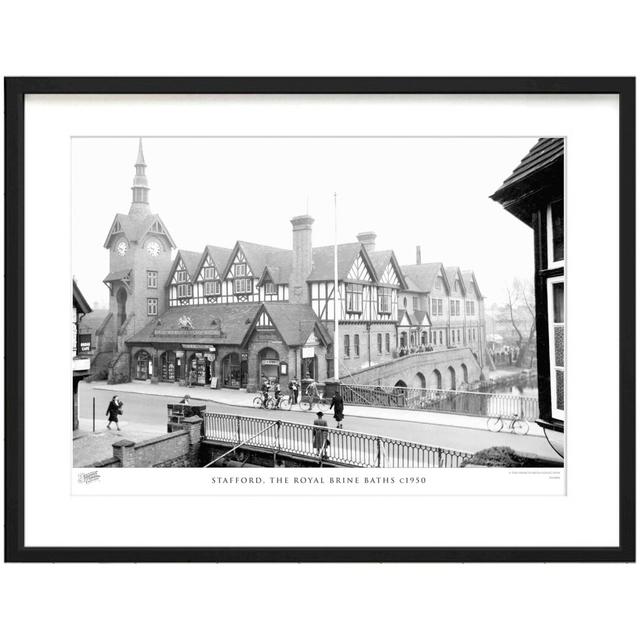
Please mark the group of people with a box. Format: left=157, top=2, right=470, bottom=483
left=398, top=344, right=434, bottom=357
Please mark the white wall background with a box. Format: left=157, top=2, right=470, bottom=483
left=1, top=2, right=638, bottom=640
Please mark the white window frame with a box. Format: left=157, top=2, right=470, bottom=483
left=547, top=275, right=565, bottom=421
left=147, top=297, right=158, bottom=316
left=147, top=270, right=158, bottom=289
left=265, top=282, right=277, bottom=295
left=546, top=202, right=565, bottom=269
left=234, top=263, right=246, bottom=277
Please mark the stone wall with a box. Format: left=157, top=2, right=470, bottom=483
left=343, top=347, right=483, bottom=390
left=95, top=417, right=203, bottom=468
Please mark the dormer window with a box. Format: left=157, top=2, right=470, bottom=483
left=177, top=270, right=188, bottom=283
left=346, top=284, right=363, bottom=313
left=203, top=266, right=216, bottom=280
left=234, top=264, right=246, bottom=277
left=265, top=282, right=277, bottom=295
left=204, top=280, right=221, bottom=296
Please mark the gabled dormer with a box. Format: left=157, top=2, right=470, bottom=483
left=346, top=249, right=376, bottom=283
left=222, top=243, right=256, bottom=301
left=167, top=250, right=200, bottom=306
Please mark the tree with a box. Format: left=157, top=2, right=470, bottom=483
left=505, top=278, right=536, bottom=368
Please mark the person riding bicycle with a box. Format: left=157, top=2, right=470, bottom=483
left=261, top=378, right=270, bottom=408
left=306, top=379, right=320, bottom=402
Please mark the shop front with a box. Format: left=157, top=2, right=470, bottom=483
left=160, top=350, right=182, bottom=382
left=221, top=351, right=248, bottom=388
left=259, top=347, right=281, bottom=384
left=135, top=349, right=153, bottom=380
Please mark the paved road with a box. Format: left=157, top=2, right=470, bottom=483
left=78, top=382, right=561, bottom=460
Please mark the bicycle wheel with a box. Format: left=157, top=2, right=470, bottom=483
left=252, top=397, right=264, bottom=409
left=513, top=419, right=529, bottom=435
left=487, top=416, right=503, bottom=432
left=299, top=397, right=311, bottom=411
left=279, top=396, right=291, bottom=410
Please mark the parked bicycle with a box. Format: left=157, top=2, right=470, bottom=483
left=299, top=392, right=330, bottom=412
left=486, top=413, right=530, bottom=435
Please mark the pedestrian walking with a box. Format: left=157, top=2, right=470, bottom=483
left=312, top=411, right=330, bottom=457
left=329, top=390, right=344, bottom=429
left=106, top=395, right=123, bottom=431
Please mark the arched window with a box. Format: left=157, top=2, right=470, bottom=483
left=135, top=350, right=151, bottom=380
left=117, top=287, right=127, bottom=328
left=461, top=363, right=469, bottom=384
left=432, top=369, right=442, bottom=389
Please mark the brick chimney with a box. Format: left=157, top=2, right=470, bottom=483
left=357, top=231, right=377, bottom=253
left=290, top=215, right=314, bottom=304
left=416, top=245, right=422, bottom=265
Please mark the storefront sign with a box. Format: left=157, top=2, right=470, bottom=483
left=183, top=344, right=213, bottom=350
left=302, top=346, right=315, bottom=359
left=261, top=359, right=279, bottom=366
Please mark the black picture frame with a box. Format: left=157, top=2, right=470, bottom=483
left=4, top=77, right=635, bottom=563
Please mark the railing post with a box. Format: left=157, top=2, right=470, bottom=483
left=437, top=448, right=443, bottom=468
left=276, top=420, right=281, bottom=450
left=377, top=438, right=381, bottom=468
left=236, top=415, right=241, bottom=444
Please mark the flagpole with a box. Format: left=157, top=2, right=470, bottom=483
left=333, top=193, right=339, bottom=381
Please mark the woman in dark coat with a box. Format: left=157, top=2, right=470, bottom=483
left=330, top=391, right=344, bottom=429
left=106, top=395, right=123, bottom=431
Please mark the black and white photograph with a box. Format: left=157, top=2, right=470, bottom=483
left=72, top=135, right=565, bottom=473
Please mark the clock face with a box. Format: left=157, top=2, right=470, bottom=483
left=146, top=240, right=161, bottom=257
left=116, top=240, right=128, bottom=256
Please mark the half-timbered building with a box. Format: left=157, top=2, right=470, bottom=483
left=96, top=140, right=489, bottom=392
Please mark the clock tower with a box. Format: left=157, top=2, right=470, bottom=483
left=101, top=139, right=176, bottom=378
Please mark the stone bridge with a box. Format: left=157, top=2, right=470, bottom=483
left=341, top=347, right=483, bottom=390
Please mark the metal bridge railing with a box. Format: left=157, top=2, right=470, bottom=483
left=202, top=412, right=473, bottom=468
left=340, top=384, right=539, bottom=421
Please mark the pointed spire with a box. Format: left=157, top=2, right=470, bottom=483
left=136, top=137, right=146, bottom=166
left=129, top=138, right=151, bottom=216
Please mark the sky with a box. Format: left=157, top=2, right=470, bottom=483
left=72, top=136, right=536, bottom=309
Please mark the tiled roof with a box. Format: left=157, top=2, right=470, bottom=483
left=495, top=138, right=564, bottom=192
left=229, top=241, right=293, bottom=282
left=308, top=243, right=362, bottom=281
left=368, top=250, right=393, bottom=277
left=103, top=213, right=176, bottom=248
left=73, top=280, right=92, bottom=314
left=178, top=250, right=203, bottom=279
left=462, top=270, right=482, bottom=298
left=103, top=269, right=131, bottom=283
left=368, top=249, right=408, bottom=288
left=445, top=266, right=465, bottom=295
left=260, top=303, right=331, bottom=346
left=400, top=262, right=445, bottom=293
left=127, top=303, right=262, bottom=346
left=79, top=309, right=109, bottom=332
left=413, top=310, right=430, bottom=326
left=204, top=245, right=233, bottom=272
